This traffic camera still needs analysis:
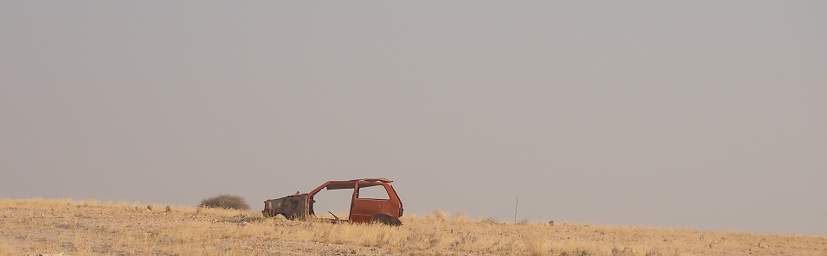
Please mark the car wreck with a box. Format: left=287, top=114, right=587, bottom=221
left=262, top=178, right=403, bottom=225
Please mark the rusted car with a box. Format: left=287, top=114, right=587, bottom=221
left=262, top=178, right=403, bottom=225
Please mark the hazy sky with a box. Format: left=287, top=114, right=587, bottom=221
left=2, top=1, right=825, bottom=235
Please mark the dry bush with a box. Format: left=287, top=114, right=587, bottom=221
left=482, top=217, right=501, bottom=225
left=198, top=194, right=249, bottom=210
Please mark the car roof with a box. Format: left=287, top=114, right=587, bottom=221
left=307, top=178, right=393, bottom=193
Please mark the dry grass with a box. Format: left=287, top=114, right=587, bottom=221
left=1, top=199, right=825, bottom=255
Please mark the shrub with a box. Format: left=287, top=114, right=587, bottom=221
left=199, top=194, right=250, bottom=210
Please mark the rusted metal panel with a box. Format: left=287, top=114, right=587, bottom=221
left=262, top=194, right=308, bottom=220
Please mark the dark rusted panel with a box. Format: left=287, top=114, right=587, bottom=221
left=262, top=194, right=308, bottom=220
left=262, top=178, right=403, bottom=225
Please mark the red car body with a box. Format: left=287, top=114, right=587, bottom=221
left=262, top=178, right=403, bottom=225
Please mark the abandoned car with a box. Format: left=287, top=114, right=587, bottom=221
left=262, top=178, right=403, bottom=225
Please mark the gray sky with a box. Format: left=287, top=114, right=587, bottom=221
left=2, top=1, right=825, bottom=235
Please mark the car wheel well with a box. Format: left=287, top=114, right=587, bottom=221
left=372, top=214, right=402, bottom=226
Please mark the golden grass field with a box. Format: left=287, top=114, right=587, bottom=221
left=0, top=199, right=825, bottom=256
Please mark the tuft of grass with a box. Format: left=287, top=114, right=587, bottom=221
left=525, top=237, right=550, bottom=256
left=224, top=214, right=264, bottom=224
left=198, top=194, right=250, bottom=210
left=611, top=247, right=635, bottom=256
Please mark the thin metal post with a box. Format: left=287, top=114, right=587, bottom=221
left=514, top=196, right=519, bottom=224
